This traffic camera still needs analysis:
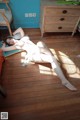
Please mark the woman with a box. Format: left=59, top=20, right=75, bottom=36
left=1, top=28, right=77, bottom=91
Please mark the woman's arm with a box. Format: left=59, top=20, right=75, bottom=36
left=13, top=27, right=25, bottom=38
left=1, top=43, right=17, bottom=51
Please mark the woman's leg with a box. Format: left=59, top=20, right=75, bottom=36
left=31, top=52, right=77, bottom=91
left=36, top=41, right=77, bottom=91
left=51, top=57, right=77, bottom=91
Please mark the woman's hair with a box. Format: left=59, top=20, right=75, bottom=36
left=4, top=32, right=22, bottom=46
left=3, top=36, right=13, bottom=46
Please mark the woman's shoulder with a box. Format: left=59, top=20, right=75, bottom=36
left=21, top=36, right=30, bottom=42
left=22, top=35, right=30, bottom=39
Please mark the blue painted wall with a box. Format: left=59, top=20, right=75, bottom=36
left=0, top=0, right=40, bottom=28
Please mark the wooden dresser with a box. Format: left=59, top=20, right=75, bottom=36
left=40, top=0, right=80, bottom=37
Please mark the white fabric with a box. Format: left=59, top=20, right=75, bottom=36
left=15, top=36, right=40, bottom=54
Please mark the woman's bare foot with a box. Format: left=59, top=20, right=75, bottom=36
left=62, top=81, right=77, bottom=91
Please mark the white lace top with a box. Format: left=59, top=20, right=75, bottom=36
left=15, top=36, right=40, bottom=54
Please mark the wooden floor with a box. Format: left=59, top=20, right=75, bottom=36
left=0, top=29, right=80, bottom=120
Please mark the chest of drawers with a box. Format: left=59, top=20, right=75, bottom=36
left=40, top=0, right=80, bottom=37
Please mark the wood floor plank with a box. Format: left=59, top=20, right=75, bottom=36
left=0, top=28, right=80, bottom=120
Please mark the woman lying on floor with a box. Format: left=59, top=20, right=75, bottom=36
left=1, top=27, right=77, bottom=91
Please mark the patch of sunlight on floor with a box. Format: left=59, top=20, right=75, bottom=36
left=50, top=48, right=59, bottom=61
left=38, top=64, right=57, bottom=75
left=59, top=51, right=80, bottom=79
left=38, top=48, right=58, bottom=76
left=38, top=48, right=57, bottom=75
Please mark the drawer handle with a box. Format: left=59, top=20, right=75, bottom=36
left=58, top=26, right=62, bottom=29
left=60, top=18, right=65, bottom=21
left=62, top=10, right=67, bottom=14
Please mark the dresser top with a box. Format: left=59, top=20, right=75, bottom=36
left=41, top=0, right=80, bottom=8
left=41, top=0, right=57, bottom=6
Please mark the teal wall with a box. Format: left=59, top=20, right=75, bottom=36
left=0, top=0, right=40, bottom=28
left=10, top=0, right=40, bottom=28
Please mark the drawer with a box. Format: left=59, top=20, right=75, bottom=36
left=45, top=7, right=80, bottom=16
left=45, top=16, right=79, bottom=24
left=44, top=24, right=74, bottom=32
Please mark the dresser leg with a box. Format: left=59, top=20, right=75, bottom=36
left=72, top=17, right=80, bottom=37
